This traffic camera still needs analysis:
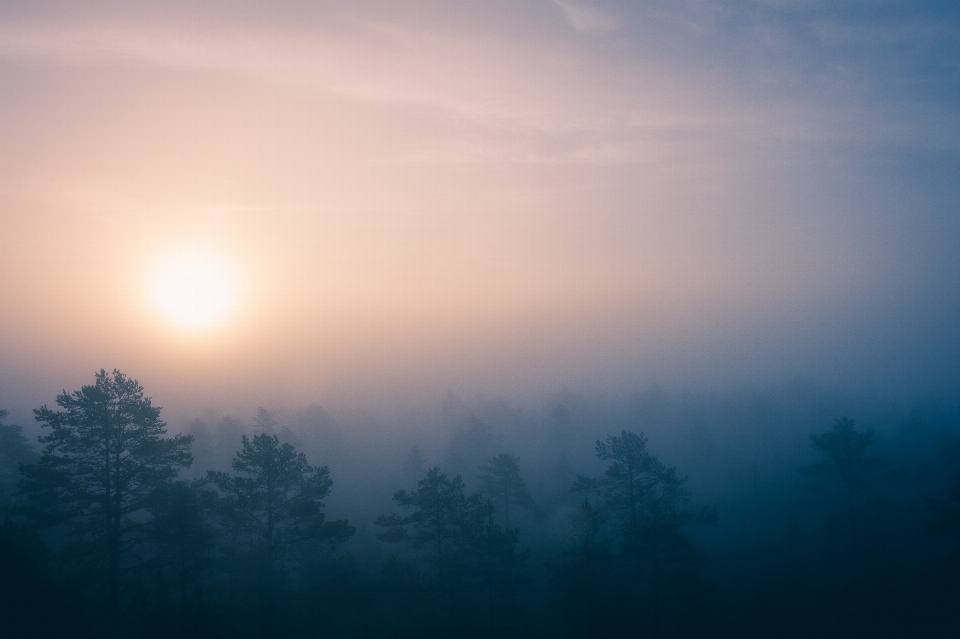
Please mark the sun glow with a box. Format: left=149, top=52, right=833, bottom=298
left=150, top=253, right=238, bottom=330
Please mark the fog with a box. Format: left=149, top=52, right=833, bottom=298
left=4, top=378, right=960, bottom=637
left=2, top=1, right=960, bottom=637
left=3, top=1, right=960, bottom=413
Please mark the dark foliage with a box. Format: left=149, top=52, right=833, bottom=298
left=566, top=430, right=717, bottom=635
left=207, top=432, right=353, bottom=637
left=7, top=383, right=960, bottom=639
left=0, top=410, right=37, bottom=508
left=0, top=518, right=73, bottom=638
left=799, top=417, right=905, bottom=526
left=375, top=466, right=527, bottom=635
left=479, top=453, right=538, bottom=527
left=18, top=370, right=192, bottom=637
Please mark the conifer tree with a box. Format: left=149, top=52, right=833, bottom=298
left=551, top=498, right=626, bottom=635
left=21, top=369, right=192, bottom=638
left=799, top=417, right=903, bottom=525
left=208, top=433, right=352, bottom=636
left=208, top=433, right=352, bottom=566
left=377, top=466, right=527, bottom=632
left=377, top=467, right=486, bottom=622
left=150, top=479, right=219, bottom=632
left=0, top=409, right=36, bottom=509
left=572, top=430, right=716, bottom=634
left=376, top=467, right=480, bottom=572
left=479, top=453, right=537, bottom=527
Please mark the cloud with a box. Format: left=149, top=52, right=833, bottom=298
left=0, top=20, right=736, bottom=167
left=551, top=0, right=616, bottom=32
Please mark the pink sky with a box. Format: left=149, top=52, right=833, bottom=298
left=2, top=1, right=958, bottom=419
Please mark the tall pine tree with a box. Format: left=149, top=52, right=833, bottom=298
left=22, top=369, right=192, bottom=638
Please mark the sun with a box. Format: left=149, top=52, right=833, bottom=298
left=149, top=253, right=238, bottom=330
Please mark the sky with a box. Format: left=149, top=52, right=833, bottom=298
left=1, top=0, right=959, bottom=421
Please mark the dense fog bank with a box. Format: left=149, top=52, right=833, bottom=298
left=3, top=375, right=960, bottom=638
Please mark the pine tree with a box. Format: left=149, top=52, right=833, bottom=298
left=551, top=498, right=626, bottom=635
left=799, top=417, right=903, bottom=525
left=471, top=498, right=526, bottom=631
left=376, top=467, right=482, bottom=620
left=0, top=409, right=36, bottom=509
left=208, top=433, right=352, bottom=636
left=208, top=433, right=352, bottom=566
left=479, top=453, right=537, bottom=527
left=572, top=430, right=716, bottom=634
left=21, top=369, right=193, bottom=638
left=376, top=467, right=479, bottom=571
left=150, top=479, right=219, bottom=633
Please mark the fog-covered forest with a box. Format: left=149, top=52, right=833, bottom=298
left=2, top=370, right=958, bottom=639
left=5, top=1, right=960, bottom=637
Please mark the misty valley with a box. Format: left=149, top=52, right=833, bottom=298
left=1, top=370, right=959, bottom=639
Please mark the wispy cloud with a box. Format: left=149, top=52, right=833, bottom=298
left=0, top=21, right=746, bottom=166
left=551, top=0, right=616, bottom=32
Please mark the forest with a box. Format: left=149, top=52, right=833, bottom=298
left=2, top=369, right=959, bottom=638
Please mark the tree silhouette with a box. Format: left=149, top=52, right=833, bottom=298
left=479, top=453, right=537, bottom=528
left=572, top=430, right=716, bottom=635
left=572, top=430, right=659, bottom=536
left=0, top=409, right=36, bottom=509
left=470, top=498, right=526, bottom=632
left=629, top=463, right=716, bottom=634
left=551, top=498, right=626, bottom=635
left=799, top=417, right=903, bottom=526
left=376, top=467, right=482, bottom=621
left=20, top=369, right=192, bottom=638
left=0, top=518, right=67, bottom=638
left=149, top=479, right=219, bottom=635
left=208, top=433, right=352, bottom=636
left=376, top=467, right=478, bottom=570
left=209, top=433, right=353, bottom=564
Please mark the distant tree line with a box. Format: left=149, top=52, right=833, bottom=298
left=2, top=370, right=960, bottom=638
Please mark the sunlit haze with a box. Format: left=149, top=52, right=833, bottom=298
left=1, top=1, right=959, bottom=420
left=3, top=6, right=960, bottom=636
left=149, top=252, right=238, bottom=331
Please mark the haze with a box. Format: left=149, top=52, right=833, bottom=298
left=2, top=0, right=959, bottom=420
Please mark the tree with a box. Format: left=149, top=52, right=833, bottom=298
left=208, top=433, right=352, bottom=567
left=0, top=518, right=67, bottom=638
left=149, top=479, right=219, bottom=635
left=629, top=463, right=716, bottom=634
left=572, top=430, right=660, bottom=537
left=470, top=498, right=526, bottom=631
left=799, top=417, right=903, bottom=526
left=0, top=409, right=36, bottom=509
left=550, top=498, right=626, bottom=635
left=376, top=467, right=478, bottom=571
left=376, top=467, right=482, bottom=619
left=21, top=369, right=192, bottom=638
left=208, top=433, right=352, bottom=637
left=376, top=467, right=524, bottom=631
left=478, top=453, right=537, bottom=527
left=572, top=430, right=716, bottom=635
